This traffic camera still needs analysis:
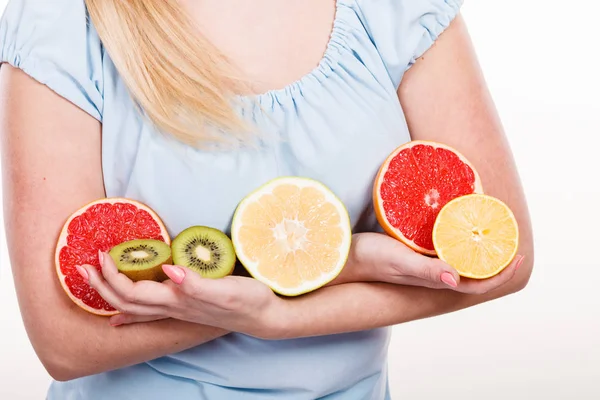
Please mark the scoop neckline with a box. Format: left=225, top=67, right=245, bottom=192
left=236, top=0, right=344, bottom=102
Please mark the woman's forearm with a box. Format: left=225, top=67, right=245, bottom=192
left=47, top=252, right=529, bottom=381
left=33, top=309, right=227, bottom=381
left=274, top=258, right=533, bottom=339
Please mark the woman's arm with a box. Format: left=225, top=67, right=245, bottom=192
left=272, top=14, right=534, bottom=338
left=97, top=14, right=533, bottom=341
left=0, top=65, right=228, bottom=382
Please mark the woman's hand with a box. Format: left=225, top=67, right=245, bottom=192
left=337, top=232, right=525, bottom=295
left=77, top=252, right=284, bottom=338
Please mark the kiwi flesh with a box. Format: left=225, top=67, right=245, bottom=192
left=171, top=226, right=236, bottom=279
left=109, top=239, right=172, bottom=282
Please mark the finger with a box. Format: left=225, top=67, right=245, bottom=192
left=455, top=255, right=525, bottom=295
left=396, top=276, right=450, bottom=290
left=163, top=264, right=242, bottom=309
left=79, top=264, right=126, bottom=312
left=398, top=252, right=461, bottom=288
left=109, top=313, right=168, bottom=326
left=80, top=264, right=164, bottom=316
left=100, top=251, right=179, bottom=306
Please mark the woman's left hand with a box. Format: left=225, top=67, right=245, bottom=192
left=341, top=232, right=524, bottom=295
left=77, top=251, right=284, bottom=338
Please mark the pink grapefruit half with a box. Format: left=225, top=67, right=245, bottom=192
left=373, top=140, right=483, bottom=255
left=55, top=198, right=170, bottom=316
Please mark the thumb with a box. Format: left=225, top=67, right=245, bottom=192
left=162, top=264, right=187, bottom=285
left=403, top=253, right=461, bottom=288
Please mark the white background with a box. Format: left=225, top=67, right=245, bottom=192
left=1, top=1, right=599, bottom=399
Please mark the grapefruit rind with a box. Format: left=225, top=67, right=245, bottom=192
left=231, top=177, right=352, bottom=297
left=373, top=140, right=484, bottom=255
left=54, top=198, right=170, bottom=316
left=432, top=194, right=519, bottom=280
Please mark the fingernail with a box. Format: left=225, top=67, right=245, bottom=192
left=163, top=265, right=186, bottom=284
left=441, top=272, right=458, bottom=288
left=76, top=266, right=89, bottom=282
left=515, top=256, right=525, bottom=272
left=98, top=250, right=104, bottom=266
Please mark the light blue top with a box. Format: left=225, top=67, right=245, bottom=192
left=0, top=0, right=462, bottom=398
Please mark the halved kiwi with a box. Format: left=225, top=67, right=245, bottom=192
left=171, top=226, right=236, bottom=279
left=109, top=239, right=171, bottom=282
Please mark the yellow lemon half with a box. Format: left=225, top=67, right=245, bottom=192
left=432, top=194, right=519, bottom=279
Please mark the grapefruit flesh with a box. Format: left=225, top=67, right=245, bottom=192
left=374, top=141, right=483, bottom=255
left=432, top=194, right=519, bottom=279
left=55, top=198, right=170, bottom=316
left=231, top=177, right=352, bottom=297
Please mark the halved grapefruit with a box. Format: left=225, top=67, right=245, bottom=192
left=373, top=140, right=483, bottom=255
left=55, top=198, right=170, bottom=316
left=231, top=177, right=352, bottom=296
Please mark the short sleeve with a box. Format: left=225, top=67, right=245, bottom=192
left=0, top=0, right=104, bottom=121
left=355, top=0, right=463, bottom=88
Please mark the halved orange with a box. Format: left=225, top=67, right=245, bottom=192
left=432, top=194, right=519, bottom=279
left=231, top=177, right=352, bottom=296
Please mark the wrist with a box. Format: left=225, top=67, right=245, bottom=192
left=347, top=233, right=402, bottom=284
left=341, top=235, right=383, bottom=284
left=254, top=296, right=292, bottom=340
left=327, top=246, right=374, bottom=286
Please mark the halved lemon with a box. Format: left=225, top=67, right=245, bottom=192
left=432, top=194, right=519, bottom=279
left=231, top=177, right=352, bottom=296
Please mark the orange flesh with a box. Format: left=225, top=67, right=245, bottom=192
left=236, top=184, right=346, bottom=290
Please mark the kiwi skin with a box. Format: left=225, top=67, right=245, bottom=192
left=109, top=239, right=172, bottom=282
left=171, top=226, right=236, bottom=279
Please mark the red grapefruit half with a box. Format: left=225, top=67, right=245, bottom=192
left=55, top=198, right=170, bottom=316
left=373, top=140, right=483, bottom=255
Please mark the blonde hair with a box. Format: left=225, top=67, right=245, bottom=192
left=85, top=0, right=249, bottom=147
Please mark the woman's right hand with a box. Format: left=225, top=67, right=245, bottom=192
left=335, top=232, right=525, bottom=295
left=78, top=252, right=288, bottom=338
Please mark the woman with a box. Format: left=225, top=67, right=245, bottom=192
left=0, top=0, right=534, bottom=399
